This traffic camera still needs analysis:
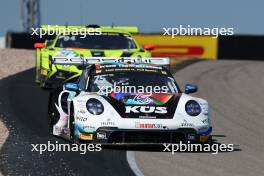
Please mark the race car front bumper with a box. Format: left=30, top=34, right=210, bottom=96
left=77, top=127, right=212, bottom=144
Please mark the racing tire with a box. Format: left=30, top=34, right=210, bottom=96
left=48, top=87, right=63, bottom=135
left=35, top=68, right=41, bottom=84
left=207, top=135, right=213, bottom=144
left=40, top=76, right=49, bottom=90
left=69, top=105, right=80, bottom=144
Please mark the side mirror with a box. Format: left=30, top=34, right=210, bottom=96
left=64, top=83, right=79, bottom=91
left=143, top=44, right=155, bottom=51
left=34, top=43, right=46, bottom=49
left=184, top=84, right=198, bottom=94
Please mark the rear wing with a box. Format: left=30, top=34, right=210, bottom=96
left=41, top=25, right=139, bottom=33
left=51, top=56, right=170, bottom=66
left=101, top=26, right=139, bottom=33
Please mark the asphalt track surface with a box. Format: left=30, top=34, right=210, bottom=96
left=0, top=58, right=264, bottom=176
left=0, top=68, right=135, bottom=175
left=136, top=60, right=264, bottom=176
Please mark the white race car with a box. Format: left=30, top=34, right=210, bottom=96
left=48, top=57, right=212, bottom=144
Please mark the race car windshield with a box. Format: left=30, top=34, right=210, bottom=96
left=88, top=72, right=179, bottom=94
left=55, top=33, right=137, bottom=49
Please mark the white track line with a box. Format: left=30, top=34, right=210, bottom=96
left=126, top=151, right=144, bottom=176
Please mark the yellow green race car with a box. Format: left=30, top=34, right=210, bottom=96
left=34, top=25, right=154, bottom=88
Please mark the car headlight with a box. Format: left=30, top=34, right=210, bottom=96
left=86, top=98, right=104, bottom=115
left=185, top=100, right=201, bottom=116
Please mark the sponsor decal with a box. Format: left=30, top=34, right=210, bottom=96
left=101, top=118, right=115, bottom=126
left=133, top=94, right=152, bottom=104
left=139, top=115, right=156, bottom=119
left=40, top=69, right=48, bottom=76
left=133, top=34, right=217, bottom=59
left=76, top=99, right=87, bottom=103
left=135, top=122, right=163, bottom=129
left=77, top=116, right=87, bottom=121
left=201, top=118, right=209, bottom=124
left=109, top=93, right=173, bottom=105
left=125, top=106, right=167, bottom=114
left=82, top=125, right=96, bottom=132
left=55, top=49, right=79, bottom=57
left=200, top=135, right=209, bottom=142
left=181, top=119, right=194, bottom=127
left=97, top=132, right=107, bottom=139
left=80, top=133, right=93, bottom=140
left=77, top=109, right=86, bottom=114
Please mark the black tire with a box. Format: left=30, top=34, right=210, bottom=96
left=39, top=75, right=46, bottom=88
left=207, top=135, right=213, bottom=144
left=69, top=105, right=80, bottom=143
left=48, top=87, right=62, bottom=134
left=35, top=67, right=40, bottom=83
